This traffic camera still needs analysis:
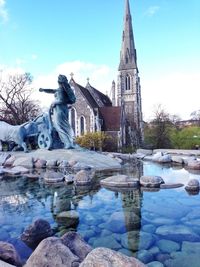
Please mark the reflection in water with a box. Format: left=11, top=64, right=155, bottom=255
left=1, top=161, right=200, bottom=266
left=121, top=189, right=142, bottom=252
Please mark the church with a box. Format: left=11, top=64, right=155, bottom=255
left=69, top=0, right=143, bottom=149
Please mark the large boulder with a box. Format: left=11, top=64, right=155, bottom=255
left=140, top=176, right=164, bottom=188
left=0, top=241, right=22, bottom=267
left=100, top=175, right=139, bottom=188
left=21, top=219, right=53, bottom=248
left=61, top=232, right=92, bottom=261
left=25, top=237, right=80, bottom=267
left=79, top=247, right=146, bottom=267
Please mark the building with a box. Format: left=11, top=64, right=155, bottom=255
left=69, top=0, right=143, bottom=149
left=117, top=0, right=143, bottom=148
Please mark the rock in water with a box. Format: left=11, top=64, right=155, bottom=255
left=61, top=232, right=92, bottom=261
left=0, top=241, right=22, bottom=267
left=25, top=237, right=80, bottom=267
left=79, top=247, right=146, bottom=267
left=21, top=219, right=53, bottom=248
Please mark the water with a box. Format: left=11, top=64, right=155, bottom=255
left=1, top=161, right=200, bottom=266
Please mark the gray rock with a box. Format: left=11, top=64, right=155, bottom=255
left=148, top=246, right=160, bottom=256
left=46, top=160, right=57, bottom=168
left=140, top=176, right=164, bottom=188
left=155, top=253, right=170, bottom=263
left=147, top=261, right=164, bottom=267
left=61, top=232, right=92, bottom=261
left=64, top=174, right=74, bottom=184
left=34, top=159, right=47, bottom=168
left=185, top=179, right=200, bottom=191
left=101, top=175, right=139, bottom=188
left=137, top=249, right=154, bottom=264
left=160, top=183, right=184, bottom=189
left=0, top=241, right=22, bottom=267
left=11, top=166, right=29, bottom=174
left=79, top=247, right=146, bottom=267
left=21, top=219, right=53, bottom=248
left=171, top=156, right=184, bottom=164
left=157, top=239, right=180, bottom=253
left=44, top=171, right=64, bottom=183
left=142, top=224, right=156, bottom=234
left=79, top=229, right=95, bottom=241
left=121, top=231, right=155, bottom=251
left=24, top=173, right=39, bottom=179
left=58, top=160, right=69, bottom=168
left=182, top=241, right=200, bottom=254
left=158, top=154, right=172, bottom=163
left=156, top=224, right=200, bottom=242
left=152, top=152, right=163, bottom=162
left=92, top=235, right=121, bottom=250
left=56, top=210, right=79, bottom=228
left=187, top=160, right=200, bottom=170
left=25, top=237, right=80, bottom=267
left=13, top=157, right=34, bottom=168
left=106, top=211, right=140, bottom=233
left=165, top=251, right=200, bottom=267
left=74, top=170, right=94, bottom=186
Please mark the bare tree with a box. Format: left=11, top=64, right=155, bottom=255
left=191, top=110, right=200, bottom=126
left=0, top=71, right=41, bottom=125
left=145, top=105, right=173, bottom=148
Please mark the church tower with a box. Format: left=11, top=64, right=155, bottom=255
left=118, top=0, right=143, bottom=148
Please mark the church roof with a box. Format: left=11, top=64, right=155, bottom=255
left=100, top=107, right=121, bottom=131
left=73, top=82, right=99, bottom=109
left=86, top=83, right=112, bottom=107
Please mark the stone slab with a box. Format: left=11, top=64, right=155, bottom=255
left=7, top=148, right=121, bottom=171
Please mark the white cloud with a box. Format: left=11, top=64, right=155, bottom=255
left=142, top=70, right=200, bottom=121
left=0, top=0, right=8, bottom=23
left=144, top=6, right=160, bottom=17
left=32, top=60, right=117, bottom=108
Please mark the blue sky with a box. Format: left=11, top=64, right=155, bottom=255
left=0, top=0, right=200, bottom=120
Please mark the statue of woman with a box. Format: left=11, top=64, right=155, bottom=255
left=39, top=74, right=76, bottom=149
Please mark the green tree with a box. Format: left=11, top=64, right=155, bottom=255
left=170, top=126, right=200, bottom=149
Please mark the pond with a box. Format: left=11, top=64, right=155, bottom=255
left=1, top=161, right=200, bottom=266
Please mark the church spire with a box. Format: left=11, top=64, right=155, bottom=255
left=119, top=0, right=137, bottom=70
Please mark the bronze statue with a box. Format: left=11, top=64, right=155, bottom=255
left=39, top=74, right=76, bottom=149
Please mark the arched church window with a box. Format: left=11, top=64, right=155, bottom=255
left=70, top=107, right=76, bottom=135
left=125, top=75, right=131, bottom=90
left=80, top=116, right=85, bottom=135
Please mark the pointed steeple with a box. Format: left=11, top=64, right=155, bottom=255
left=119, top=0, right=137, bottom=70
